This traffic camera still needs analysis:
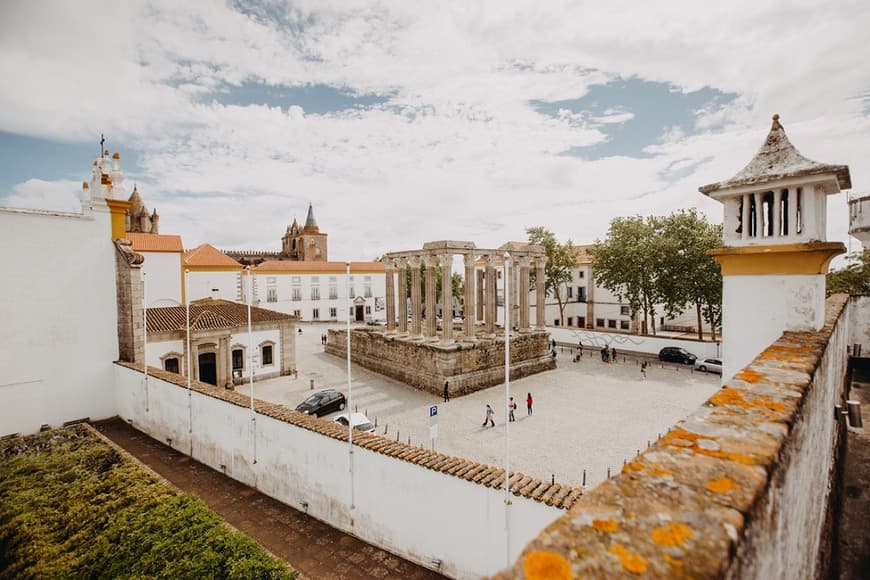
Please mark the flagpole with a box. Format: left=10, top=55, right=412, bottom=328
left=185, top=269, right=192, bottom=440
left=247, top=266, right=257, bottom=464
left=347, top=262, right=355, bottom=511
left=503, top=252, right=512, bottom=568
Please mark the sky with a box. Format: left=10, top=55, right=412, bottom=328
left=1, top=0, right=869, bottom=261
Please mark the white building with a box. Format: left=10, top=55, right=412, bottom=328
left=252, top=260, right=386, bottom=323
left=184, top=243, right=245, bottom=302
left=128, top=232, right=185, bottom=306
left=848, top=193, right=870, bottom=249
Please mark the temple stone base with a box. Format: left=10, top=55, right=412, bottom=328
left=325, top=328, right=555, bottom=396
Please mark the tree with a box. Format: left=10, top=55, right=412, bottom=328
left=657, top=210, right=723, bottom=340
left=589, top=216, right=663, bottom=335
left=526, top=227, right=578, bottom=326
left=827, top=250, right=870, bottom=296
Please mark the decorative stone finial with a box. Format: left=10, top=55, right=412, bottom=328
left=82, top=181, right=88, bottom=189
left=112, top=152, right=120, bottom=159
left=771, top=114, right=781, bottom=130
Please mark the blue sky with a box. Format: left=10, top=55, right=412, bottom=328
left=1, top=1, right=868, bottom=259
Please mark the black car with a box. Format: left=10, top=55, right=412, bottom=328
left=658, top=347, right=697, bottom=365
left=296, top=389, right=347, bottom=417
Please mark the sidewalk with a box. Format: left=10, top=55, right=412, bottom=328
left=94, top=418, right=443, bottom=580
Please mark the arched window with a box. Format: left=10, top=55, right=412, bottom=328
left=160, top=352, right=184, bottom=374
left=259, top=340, right=276, bottom=366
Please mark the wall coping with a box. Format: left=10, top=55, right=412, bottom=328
left=499, top=293, right=850, bottom=578
left=115, top=361, right=582, bottom=510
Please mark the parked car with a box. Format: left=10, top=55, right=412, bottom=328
left=694, top=358, right=722, bottom=374
left=296, top=389, right=346, bottom=417
left=658, top=347, right=698, bottom=365
left=333, top=412, right=376, bottom=434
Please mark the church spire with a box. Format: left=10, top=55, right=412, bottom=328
left=303, top=202, right=319, bottom=232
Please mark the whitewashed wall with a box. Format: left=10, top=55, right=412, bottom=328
left=147, top=339, right=185, bottom=371
left=142, top=251, right=183, bottom=305
left=0, top=206, right=118, bottom=435
left=115, top=364, right=563, bottom=578
left=187, top=270, right=241, bottom=301
left=256, top=272, right=386, bottom=322
left=848, top=295, right=870, bottom=354
left=548, top=326, right=721, bottom=360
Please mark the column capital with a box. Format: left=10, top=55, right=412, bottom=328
left=483, top=254, right=497, bottom=267
left=463, top=252, right=477, bottom=267
left=534, top=256, right=548, bottom=268
left=384, top=258, right=395, bottom=271
left=438, top=253, right=453, bottom=268
left=421, top=254, right=438, bottom=268
left=408, top=255, right=422, bottom=268
left=515, top=255, right=531, bottom=267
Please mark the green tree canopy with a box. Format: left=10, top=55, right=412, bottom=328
left=526, top=226, right=578, bottom=326
left=827, top=250, right=870, bottom=296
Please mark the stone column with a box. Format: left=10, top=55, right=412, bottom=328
left=476, top=268, right=485, bottom=322
left=410, top=256, right=423, bottom=337
left=802, top=184, right=816, bottom=239
left=773, top=190, right=783, bottom=237
left=385, top=259, right=396, bottom=333
left=518, top=257, right=530, bottom=330
left=440, top=253, right=453, bottom=344
left=787, top=188, right=798, bottom=238
left=535, top=257, right=547, bottom=330
left=397, top=258, right=408, bottom=334
left=484, top=255, right=496, bottom=335
left=424, top=255, right=437, bottom=338
left=219, top=335, right=230, bottom=388
left=463, top=253, right=476, bottom=340
left=754, top=192, right=763, bottom=238
left=742, top=194, right=751, bottom=240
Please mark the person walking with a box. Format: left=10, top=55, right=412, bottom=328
left=482, top=404, right=495, bottom=427
left=508, top=397, right=516, bottom=422
left=443, top=381, right=450, bottom=403
left=526, top=392, right=533, bottom=415
left=641, top=361, right=648, bottom=381
left=611, top=346, right=617, bottom=363
left=578, top=340, right=583, bottom=355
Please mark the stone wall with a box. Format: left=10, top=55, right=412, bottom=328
left=499, top=294, right=851, bottom=579
left=325, top=328, right=555, bottom=395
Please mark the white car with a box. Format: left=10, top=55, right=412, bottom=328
left=694, top=358, right=722, bottom=374
left=333, top=412, right=376, bottom=434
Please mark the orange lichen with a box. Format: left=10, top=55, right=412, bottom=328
left=706, top=476, right=741, bottom=494
left=694, top=448, right=758, bottom=465
left=622, top=461, right=645, bottom=474
left=710, top=388, right=749, bottom=408
left=735, top=368, right=763, bottom=383
left=710, top=389, right=787, bottom=419
left=663, top=554, right=684, bottom=568
left=651, top=523, right=694, bottom=547
left=648, top=467, right=673, bottom=477
left=592, top=519, right=620, bottom=533
left=609, top=544, right=648, bottom=574
left=523, top=550, right=572, bottom=580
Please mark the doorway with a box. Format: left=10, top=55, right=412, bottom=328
left=355, top=305, right=365, bottom=321
left=198, top=352, right=217, bottom=386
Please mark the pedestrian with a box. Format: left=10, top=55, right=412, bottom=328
left=508, top=397, right=516, bottom=422
left=550, top=338, right=556, bottom=351
left=526, top=392, right=533, bottom=415
left=641, top=361, right=647, bottom=381
left=601, top=348, right=608, bottom=363
left=482, top=404, right=495, bottom=427
left=443, top=381, right=450, bottom=403
left=578, top=340, right=583, bottom=355
left=611, top=346, right=617, bottom=363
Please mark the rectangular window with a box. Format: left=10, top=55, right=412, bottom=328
left=567, top=317, right=574, bottom=326
left=578, top=271, right=585, bottom=279
left=292, top=288, right=302, bottom=301
left=620, top=306, right=630, bottom=316
left=577, top=287, right=586, bottom=302
left=312, top=308, right=320, bottom=320
left=329, top=286, right=338, bottom=299
left=596, top=318, right=605, bottom=328
left=261, top=345, right=273, bottom=366
left=620, top=320, right=630, bottom=330
left=578, top=316, right=585, bottom=328
left=364, top=285, right=372, bottom=298
left=292, top=309, right=301, bottom=317
left=291, top=276, right=302, bottom=285
left=267, top=276, right=277, bottom=284
left=608, top=319, right=617, bottom=329
left=567, top=286, right=573, bottom=298
left=553, top=319, right=560, bottom=326
left=365, top=306, right=371, bottom=315
left=310, top=287, right=320, bottom=300
left=310, top=276, right=320, bottom=284
left=164, top=358, right=179, bottom=374
left=267, top=288, right=277, bottom=302
left=329, top=307, right=337, bottom=318
left=329, top=276, right=337, bottom=284
left=232, top=349, right=243, bottom=370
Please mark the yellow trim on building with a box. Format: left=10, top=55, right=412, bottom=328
left=105, top=198, right=132, bottom=240
left=185, top=265, right=244, bottom=272
left=179, top=253, right=186, bottom=305
left=709, top=242, right=845, bottom=276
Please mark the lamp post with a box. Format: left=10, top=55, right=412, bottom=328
left=246, top=266, right=257, bottom=464
left=503, top=251, right=512, bottom=568
left=143, top=271, right=150, bottom=412
left=185, top=269, right=192, bottom=442
left=346, top=262, right=355, bottom=512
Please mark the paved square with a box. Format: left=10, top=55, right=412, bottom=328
left=253, top=324, right=721, bottom=489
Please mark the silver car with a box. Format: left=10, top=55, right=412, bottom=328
left=694, top=358, right=722, bottom=374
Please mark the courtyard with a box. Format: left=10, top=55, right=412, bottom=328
left=253, top=323, right=721, bottom=490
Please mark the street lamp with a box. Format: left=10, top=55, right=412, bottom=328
left=503, top=251, right=512, bottom=568
left=246, top=266, right=257, bottom=464
left=346, top=262, right=355, bottom=512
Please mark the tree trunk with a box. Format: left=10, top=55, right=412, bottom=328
left=696, top=301, right=703, bottom=340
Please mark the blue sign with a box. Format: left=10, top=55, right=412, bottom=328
left=429, top=405, right=438, bottom=417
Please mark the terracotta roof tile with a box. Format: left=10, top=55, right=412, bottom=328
left=146, top=298, right=294, bottom=332
left=254, top=260, right=385, bottom=273
left=184, top=243, right=243, bottom=268
left=126, top=233, right=184, bottom=253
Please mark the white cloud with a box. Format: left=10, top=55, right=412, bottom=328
left=3, top=179, right=81, bottom=213
left=1, top=0, right=868, bottom=258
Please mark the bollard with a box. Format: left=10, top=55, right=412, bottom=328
left=847, top=400, right=863, bottom=428
left=355, top=404, right=358, bottom=412
left=607, top=467, right=611, bottom=479
left=396, top=431, right=400, bottom=442
left=647, top=440, right=650, bottom=448
left=551, top=474, right=555, bottom=485
left=582, top=469, right=587, bottom=487
left=408, top=436, right=411, bottom=445
left=623, top=459, right=626, bottom=466
left=310, top=379, right=314, bottom=390
left=374, top=416, right=378, bottom=427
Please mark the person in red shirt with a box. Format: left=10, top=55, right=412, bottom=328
left=526, top=392, right=533, bottom=416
